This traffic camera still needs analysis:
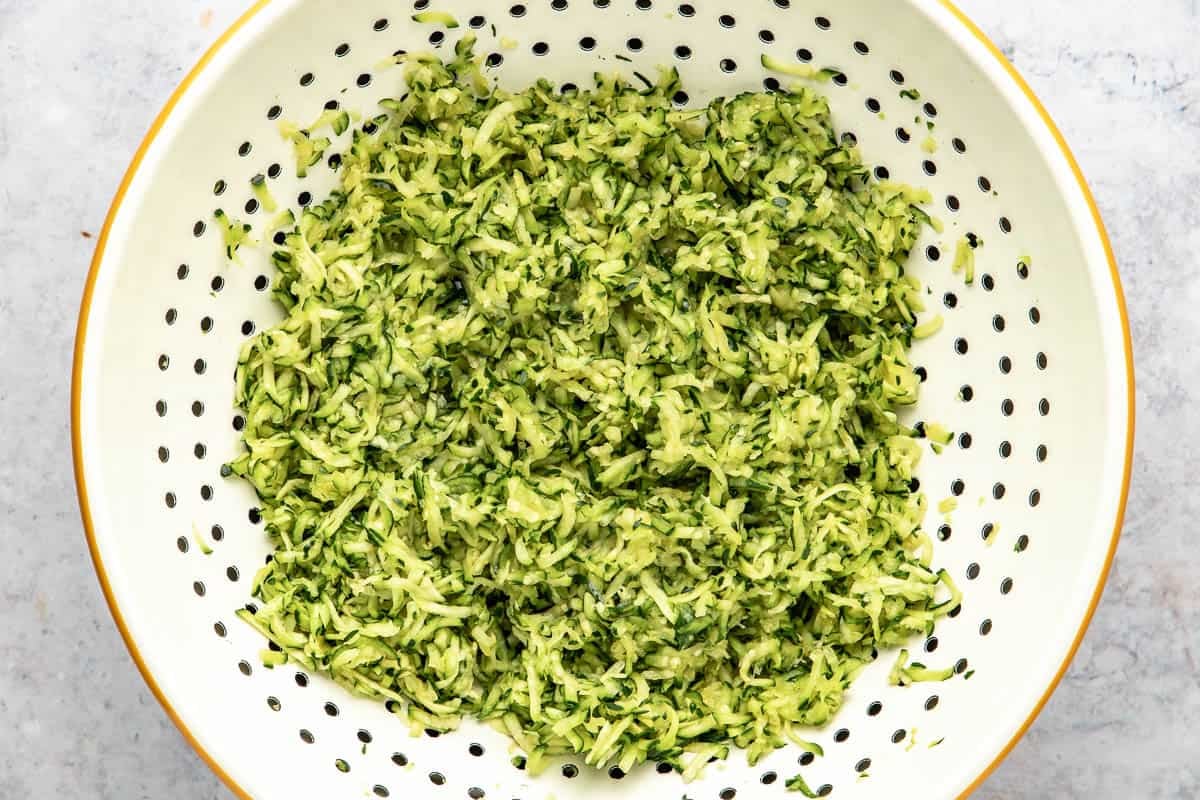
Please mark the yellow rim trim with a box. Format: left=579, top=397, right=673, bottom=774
left=935, top=1, right=1135, bottom=796
left=71, top=2, right=1135, bottom=798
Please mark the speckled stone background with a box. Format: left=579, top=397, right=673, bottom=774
left=0, top=0, right=1192, bottom=797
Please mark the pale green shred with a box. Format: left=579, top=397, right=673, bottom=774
left=213, top=208, right=254, bottom=262
left=412, top=10, right=460, bottom=27
left=261, top=649, right=287, bottom=667
left=786, top=772, right=819, bottom=796
left=278, top=121, right=331, bottom=179
left=278, top=105, right=350, bottom=177
left=251, top=174, right=279, bottom=213
left=192, top=523, right=213, bottom=555
left=267, top=208, right=296, bottom=235
left=923, top=421, right=952, bottom=455
left=227, top=37, right=957, bottom=776
left=952, top=234, right=981, bottom=285
left=889, top=646, right=956, bottom=686
left=923, top=422, right=953, bottom=445
left=760, top=54, right=818, bottom=80
left=304, top=106, right=352, bottom=135
left=912, top=313, right=943, bottom=339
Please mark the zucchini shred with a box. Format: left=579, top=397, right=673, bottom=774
left=227, top=36, right=958, bottom=778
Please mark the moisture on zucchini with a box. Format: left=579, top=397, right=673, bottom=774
left=228, top=37, right=956, bottom=777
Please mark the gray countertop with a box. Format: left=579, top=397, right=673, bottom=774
left=0, top=1, right=1193, bottom=797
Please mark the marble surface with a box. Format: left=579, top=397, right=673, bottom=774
left=0, top=0, right=1194, bottom=797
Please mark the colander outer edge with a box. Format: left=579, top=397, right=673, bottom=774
left=70, top=1, right=1136, bottom=798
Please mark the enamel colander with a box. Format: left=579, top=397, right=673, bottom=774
left=72, top=0, right=1134, bottom=797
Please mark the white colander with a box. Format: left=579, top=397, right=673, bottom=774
left=72, top=1, right=1134, bottom=798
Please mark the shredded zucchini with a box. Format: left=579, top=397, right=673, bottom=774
left=192, top=523, right=213, bottom=555
left=251, top=174, right=279, bottom=213
left=912, top=313, right=943, bottom=340
left=951, top=233, right=982, bottom=285
left=267, top=208, right=295, bottom=235
left=278, top=106, right=349, bottom=176
left=760, top=54, right=818, bottom=79
left=213, top=208, right=253, bottom=262
left=889, top=648, right=955, bottom=685
left=923, top=422, right=953, bottom=445
left=228, top=37, right=955, bottom=775
left=412, top=10, right=460, bottom=27
left=786, top=772, right=819, bottom=796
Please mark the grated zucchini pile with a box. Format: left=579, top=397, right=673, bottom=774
left=229, top=38, right=957, bottom=776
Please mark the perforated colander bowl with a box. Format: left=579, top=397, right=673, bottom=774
left=72, top=1, right=1134, bottom=797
